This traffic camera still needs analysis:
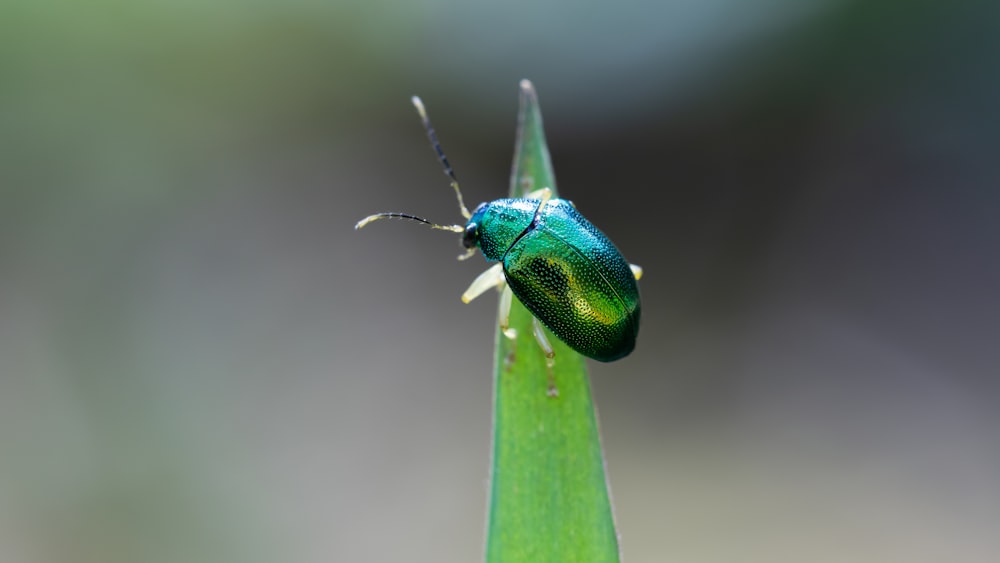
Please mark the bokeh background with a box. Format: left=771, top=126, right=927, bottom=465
left=2, top=0, right=998, bottom=561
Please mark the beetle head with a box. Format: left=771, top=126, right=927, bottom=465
left=462, top=202, right=489, bottom=249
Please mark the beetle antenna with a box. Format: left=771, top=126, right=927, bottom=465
left=411, top=96, right=472, bottom=220
left=355, top=212, right=463, bottom=233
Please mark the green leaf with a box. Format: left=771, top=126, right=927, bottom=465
left=485, top=80, right=621, bottom=563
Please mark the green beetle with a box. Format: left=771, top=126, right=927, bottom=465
left=357, top=97, right=641, bottom=363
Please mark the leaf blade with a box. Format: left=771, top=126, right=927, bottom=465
left=485, top=80, right=620, bottom=563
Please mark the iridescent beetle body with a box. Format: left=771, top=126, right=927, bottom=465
left=465, top=198, right=640, bottom=362
left=357, top=95, right=642, bottom=371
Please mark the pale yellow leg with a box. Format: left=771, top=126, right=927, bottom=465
left=498, top=285, right=516, bottom=339
left=528, top=188, right=553, bottom=223
left=462, top=263, right=504, bottom=304
left=525, top=187, right=552, bottom=200
left=630, top=264, right=643, bottom=280
left=532, top=316, right=559, bottom=397
left=463, top=263, right=517, bottom=340
left=531, top=316, right=555, bottom=365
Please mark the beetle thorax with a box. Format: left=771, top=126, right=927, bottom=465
left=467, top=199, right=538, bottom=261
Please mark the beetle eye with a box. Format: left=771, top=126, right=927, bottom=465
left=462, top=223, right=479, bottom=249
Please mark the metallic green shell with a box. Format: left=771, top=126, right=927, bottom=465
left=471, top=198, right=640, bottom=362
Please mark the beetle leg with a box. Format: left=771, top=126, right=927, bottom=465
left=528, top=187, right=553, bottom=223
left=531, top=316, right=555, bottom=363
left=531, top=316, right=559, bottom=397
left=461, top=263, right=504, bottom=303
left=630, top=264, right=643, bottom=280
left=498, top=284, right=517, bottom=340
left=463, top=264, right=517, bottom=339
left=524, top=187, right=552, bottom=200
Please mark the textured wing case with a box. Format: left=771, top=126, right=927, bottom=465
left=503, top=203, right=639, bottom=361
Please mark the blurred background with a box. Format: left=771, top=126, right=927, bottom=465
left=2, top=0, right=998, bottom=561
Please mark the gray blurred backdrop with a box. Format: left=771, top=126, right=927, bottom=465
left=2, top=0, right=998, bottom=561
